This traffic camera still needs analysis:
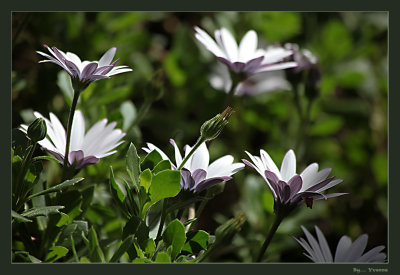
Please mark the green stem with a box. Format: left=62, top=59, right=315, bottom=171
left=255, top=213, right=285, bottom=262
left=70, top=235, right=79, bottom=262
left=177, top=137, right=205, bottom=170
left=223, top=77, right=240, bottom=108
left=15, top=142, right=37, bottom=210
left=62, top=90, right=80, bottom=180
left=293, top=85, right=304, bottom=122
left=155, top=199, right=168, bottom=242
left=295, top=97, right=314, bottom=162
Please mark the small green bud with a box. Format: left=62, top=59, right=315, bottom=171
left=215, top=213, right=246, bottom=243
left=200, top=107, right=234, bottom=142
left=27, top=118, right=47, bottom=143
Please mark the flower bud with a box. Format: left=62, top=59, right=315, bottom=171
left=27, top=118, right=47, bottom=143
left=200, top=107, right=234, bottom=142
left=215, top=213, right=246, bottom=243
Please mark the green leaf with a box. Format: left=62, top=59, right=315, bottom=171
left=141, top=149, right=163, bottom=171
left=56, top=212, right=69, bottom=227
left=182, top=230, right=209, bottom=254
left=155, top=252, right=171, bottom=263
left=12, top=210, right=32, bottom=223
left=132, top=258, right=153, bottom=263
left=153, top=159, right=171, bottom=174
left=110, top=235, right=134, bottom=262
left=32, top=155, right=62, bottom=164
left=122, top=216, right=149, bottom=249
left=57, top=221, right=89, bottom=247
left=80, top=257, right=91, bottom=263
left=109, top=167, right=126, bottom=203
left=13, top=251, right=42, bottom=263
left=126, top=143, right=141, bottom=189
left=27, top=177, right=84, bottom=200
left=21, top=206, right=64, bottom=218
left=139, top=168, right=152, bottom=192
left=56, top=190, right=82, bottom=223
left=143, top=170, right=181, bottom=215
left=87, top=226, right=105, bottom=262
left=45, top=246, right=69, bottom=262
left=163, top=219, right=186, bottom=260
left=144, top=238, right=156, bottom=258
left=148, top=170, right=181, bottom=203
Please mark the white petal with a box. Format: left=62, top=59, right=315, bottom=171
left=69, top=110, right=85, bottom=152
left=143, top=143, right=171, bottom=163
left=189, top=142, right=209, bottom=171
left=82, top=119, right=108, bottom=153
left=315, top=226, right=333, bottom=262
left=106, top=67, right=133, bottom=76
left=194, top=26, right=226, bottom=58
left=98, top=47, right=116, bottom=67
left=301, top=225, right=326, bottom=262
left=92, top=130, right=125, bottom=156
left=207, top=155, right=234, bottom=178
left=254, top=62, right=298, bottom=74
left=300, top=163, right=319, bottom=191
left=238, top=30, right=258, bottom=62
left=218, top=28, right=239, bottom=62
left=170, top=139, right=183, bottom=167
left=82, top=122, right=117, bottom=156
left=245, top=151, right=268, bottom=180
left=316, top=179, right=343, bottom=193
left=262, top=47, right=293, bottom=64
left=260, top=149, right=281, bottom=178
left=280, top=149, right=296, bottom=182
left=65, top=52, right=83, bottom=72
left=48, top=112, right=66, bottom=153
left=334, top=236, right=353, bottom=262
left=345, top=234, right=368, bottom=262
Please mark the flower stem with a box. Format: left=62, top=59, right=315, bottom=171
left=177, top=137, right=205, bottom=170
left=62, top=90, right=80, bottom=180
left=15, top=142, right=37, bottom=210
left=255, top=213, right=285, bottom=262
left=223, top=77, right=240, bottom=108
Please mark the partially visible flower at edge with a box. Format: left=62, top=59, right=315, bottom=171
left=293, top=225, right=386, bottom=263
left=242, top=149, right=346, bottom=210
left=194, top=26, right=297, bottom=76
left=20, top=110, right=125, bottom=169
left=37, top=45, right=132, bottom=90
left=143, top=139, right=244, bottom=193
left=209, top=63, right=291, bottom=96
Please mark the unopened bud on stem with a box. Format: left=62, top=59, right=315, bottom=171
left=27, top=118, right=47, bottom=143
left=200, top=107, right=234, bottom=142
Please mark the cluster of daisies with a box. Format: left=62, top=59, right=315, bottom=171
left=19, top=26, right=386, bottom=263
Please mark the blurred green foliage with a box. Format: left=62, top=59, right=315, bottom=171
left=12, top=11, right=387, bottom=262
